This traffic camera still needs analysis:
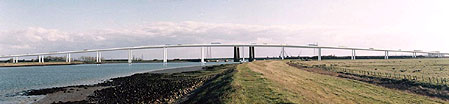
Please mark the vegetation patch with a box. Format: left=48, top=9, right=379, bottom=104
left=288, top=60, right=449, bottom=101
left=247, top=60, right=445, bottom=103
left=89, top=64, right=236, bottom=104
left=181, top=63, right=291, bottom=104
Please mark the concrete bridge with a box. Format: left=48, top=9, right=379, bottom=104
left=1, top=44, right=448, bottom=64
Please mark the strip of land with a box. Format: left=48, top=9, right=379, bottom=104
left=223, top=60, right=447, bottom=103
left=25, top=59, right=449, bottom=104
left=0, top=62, right=83, bottom=67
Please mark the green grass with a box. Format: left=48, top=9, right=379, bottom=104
left=183, top=63, right=291, bottom=104
left=181, top=64, right=237, bottom=104
left=237, top=60, right=446, bottom=103
left=184, top=60, right=447, bottom=103
left=227, top=64, right=292, bottom=104
left=297, top=58, right=449, bottom=84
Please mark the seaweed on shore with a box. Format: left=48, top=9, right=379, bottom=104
left=26, top=85, right=92, bottom=96
left=87, top=64, right=236, bottom=104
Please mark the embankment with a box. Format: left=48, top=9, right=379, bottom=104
left=26, top=64, right=237, bottom=104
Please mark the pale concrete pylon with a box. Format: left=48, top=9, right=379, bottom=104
left=201, top=47, right=205, bottom=64
left=318, top=48, right=322, bottom=61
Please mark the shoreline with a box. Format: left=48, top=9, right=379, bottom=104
left=25, top=64, right=230, bottom=104
left=0, top=62, right=83, bottom=67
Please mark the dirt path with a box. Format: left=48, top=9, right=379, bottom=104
left=245, top=60, right=446, bottom=104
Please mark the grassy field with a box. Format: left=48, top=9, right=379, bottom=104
left=191, top=60, right=447, bottom=103
left=241, top=60, right=446, bottom=103
left=295, top=58, right=449, bottom=85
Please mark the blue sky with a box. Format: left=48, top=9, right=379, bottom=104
left=1, top=0, right=449, bottom=59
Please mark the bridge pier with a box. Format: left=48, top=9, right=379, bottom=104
left=12, top=57, right=18, bottom=63
left=242, top=47, right=245, bottom=62
left=163, top=47, right=168, bottom=63
left=281, top=46, right=285, bottom=60
left=234, top=46, right=240, bottom=62
left=351, top=49, right=356, bottom=60
left=40, top=55, right=45, bottom=63
left=384, top=51, right=389, bottom=59
left=128, top=49, right=132, bottom=64
left=96, top=51, right=102, bottom=63
left=201, top=47, right=205, bottom=63
left=318, top=48, right=322, bottom=61
left=66, top=53, right=71, bottom=63
left=412, top=52, right=416, bottom=58
left=249, top=46, right=255, bottom=62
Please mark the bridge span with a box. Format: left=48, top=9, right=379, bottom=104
left=1, top=44, right=448, bottom=64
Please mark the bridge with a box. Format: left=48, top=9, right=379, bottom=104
left=1, top=44, right=448, bottom=64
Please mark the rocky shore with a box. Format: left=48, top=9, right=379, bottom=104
left=26, top=64, right=236, bottom=104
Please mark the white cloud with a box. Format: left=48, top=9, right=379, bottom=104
left=0, top=21, right=446, bottom=58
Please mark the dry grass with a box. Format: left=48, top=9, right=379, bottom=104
left=299, top=58, right=449, bottom=77
left=241, top=60, right=446, bottom=103
left=225, top=63, right=291, bottom=104
left=296, top=58, right=449, bottom=85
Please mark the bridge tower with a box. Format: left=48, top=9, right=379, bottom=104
left=249, top=46, right=255, bottom=62
left=280, top=46, right=286, bottom=60
left=234, top=46, right=240, bottom=62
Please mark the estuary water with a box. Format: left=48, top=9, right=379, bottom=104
left=0, top=62, right=232, bottom=104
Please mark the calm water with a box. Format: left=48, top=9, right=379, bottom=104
left=0, top=62, right=232, bottom=104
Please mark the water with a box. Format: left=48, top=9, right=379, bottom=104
left=0, top=62, right=232, bottom=104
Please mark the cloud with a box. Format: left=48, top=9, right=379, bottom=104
left=0, top=21, right=437, bottom=58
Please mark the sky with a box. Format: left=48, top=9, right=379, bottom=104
left=1, top=0, right=449, bottom=59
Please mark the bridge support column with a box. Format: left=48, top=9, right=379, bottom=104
left=41, top=56, right=45, bottom=63
left=163, top=47, right=168, bottom=63
left=242, top=47, right=245, bottom=62
left=318, top=48, right=322, bottom=61
left=351, top=49, right=356, bottom=60
left=38, top=56, right=41, bottom=63
left=66, top=53, right=71, bottom=63
left=281, top=47, right=285, bottom=60
left=201, top=47, right=205, bottom=63
left=96, top=51, right=100, bottom=63
left=128, top=49, right=132, bottom=64
left=234, top=46, right=240, bottom=62
left=13, top=57, right=18, bottom=63
left=412, top=52, right=416, bottom=58
left=249, top=46, right=255, bottom=62
left=384, top=51, right=389, bottom=59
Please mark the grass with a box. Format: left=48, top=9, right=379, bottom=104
left=299, top=58, right=449, bottom=77
left=239, top=60, right=446, bottom=103
left=184, top=60, right=447, bottom=103
left=226, top=63, right=292, bottom=104
left=183, top=63, right=291, bottom=104
left=296, top=58, right=449, bottom=84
